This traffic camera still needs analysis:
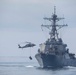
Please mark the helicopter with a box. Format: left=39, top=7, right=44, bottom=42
left=18, top=42, right=36, bottom=49
left=18, top=42, right=36, bottom=60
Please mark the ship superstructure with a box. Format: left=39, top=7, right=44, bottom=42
left=35, top=6, right=76, bottom=68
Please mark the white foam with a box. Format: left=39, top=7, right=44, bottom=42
left=26, top=65, right=34, bottom=68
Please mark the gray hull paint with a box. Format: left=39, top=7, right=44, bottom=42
left=35, top=53, right=76, bottom=68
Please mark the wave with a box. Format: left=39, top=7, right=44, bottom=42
left=26, top=65, right=34, bottom=68
left=0, top=62, right=38, bottom=68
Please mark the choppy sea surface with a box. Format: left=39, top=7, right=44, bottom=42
left=0, top=56, right=76, bottom=75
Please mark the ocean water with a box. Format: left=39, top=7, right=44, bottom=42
left=0, top=57, right=76, bottom=75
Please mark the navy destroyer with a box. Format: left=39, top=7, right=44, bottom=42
left=35, top=7, right=76, bottom=68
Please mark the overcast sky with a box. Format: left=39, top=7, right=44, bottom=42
left=0, top=0, right=76, bottom=58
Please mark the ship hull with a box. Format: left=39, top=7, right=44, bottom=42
left=35, top=53, right=76, bottom=68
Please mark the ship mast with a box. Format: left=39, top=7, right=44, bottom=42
left=41, top=6, right=67, bottom=40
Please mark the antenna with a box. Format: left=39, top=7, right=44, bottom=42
left=41, top=6, right=67, bottom=40
left=54, top=6, right=56, bottom=14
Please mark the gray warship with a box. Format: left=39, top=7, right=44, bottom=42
left=35, top=7, right=76, bottom=68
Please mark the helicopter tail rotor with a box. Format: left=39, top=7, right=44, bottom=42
left=18, top=44, right=21, bottom=48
